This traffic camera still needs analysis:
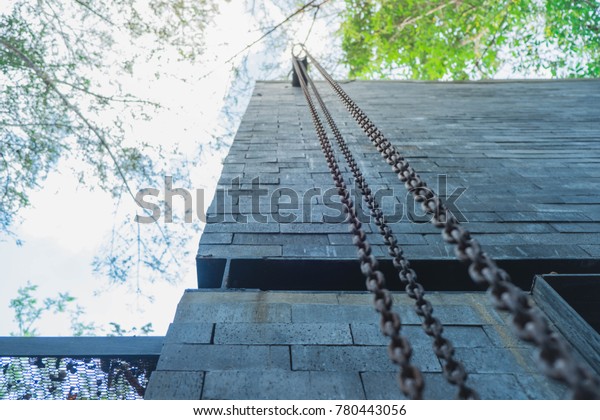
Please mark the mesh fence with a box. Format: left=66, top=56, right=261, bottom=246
left=0, top=356, right=158, bottom=400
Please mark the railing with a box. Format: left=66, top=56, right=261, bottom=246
left=0, top=337, right=163, bottom=400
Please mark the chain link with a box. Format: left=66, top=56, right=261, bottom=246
left=292, top=56, right=424, bottom=399
left=305, top=49, right=600, bottom=399
left=300, top=63, right=478, bottom=400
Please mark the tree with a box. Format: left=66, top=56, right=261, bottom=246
left=9, top=281, right=153, bottom=336
left=9, top=282, right=84, bottom=337
left=1, top=2, right=141, bottom=235
left=1, top=1, right=227, bottom=288
left=0, top=1, right=223, bottom=235
left=340, top=0, right=600, bottom=80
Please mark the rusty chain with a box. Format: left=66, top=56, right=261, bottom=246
left=292, top=56, right=424, bottom=399
left=299, top=62, right=478, bottom=400
left=304, top=49, right=600, bottom=399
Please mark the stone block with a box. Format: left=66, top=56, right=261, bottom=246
left=202, top=370, right=365, bottom=399
left=197, top=244, right=282, bottom=258
left=145, top=371, right=204, bottom=400
left=282, top=245, right=360, bottom=258
left=291, top=345, right=441, bottom=373
left=203, top=222, right=280, bottom=233
left=516, top=374, right=569, bottom=399
left=214, top=323, right=352, bottom=345
left=199, top=233, right=234, bottom=245
left=453, top=347, right=534, bottom=374
left=351, top=324, right=492, bottom=348
left=175, top=302, right=291, bottom=323
left=157, top=344, right=290, bottom=371
left=361, top=372, right=454, bottom=400
left=281, top=223, right=371, bottom=234
left=232, top=233, right=329, bottom=245
left=165, top=323, right=213, bottom=344
left=291, top=303, right=421, bottom=325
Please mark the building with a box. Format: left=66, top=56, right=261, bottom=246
left=144, top=73, right=600, bottom=399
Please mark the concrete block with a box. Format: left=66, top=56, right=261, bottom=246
left=550, top=223, right=600, bottom=233
left=515, top=374, right=569, bottom=399
left=165, top=323, right=213, bottom=344
left=459, top=223, right=556, bottom=234
left=203, top=222, right=280, bottom=233
left=498, top=211, right=590, bottom=223
left=581, top=244, right=600, bottom=257
left=175, top=302, right=291, bottom=323
left=232, top=233, right=329, bottom=245
left=467, top=373, right=531, bottom=399
left=157, top=344, right=290, bottom=371
left=214, top=323, right=352, bottom=345
left=292, top=303, right=421, bottom=325
left=351, top=324, right=492, bottom=348
left=291, top=345, right=441, bottom=373
left=202, top=370, right=365, bottom=399
left=486, top=244, right=590, bottom=259
left=292, top=302, right=421, bottom=325
left=329, top=233, right=427, bottom=246
left=432, top=305, right=494, bottom=325
left=281, top=223, right=371, bottom=234
left=351, top=324, right=429, bottom=347
left=361, top=372, right=456, bottom=400
left=482, top=324, right=528, bottom=348
left=145, top=371, right=204, bottom=400
left=197, top=244, right=282, bottom=258
left=282, top=245, right=360, bottom=258
left=453, top=347, right=534, bottom=374
left=199, top=233, right=233, bottom=245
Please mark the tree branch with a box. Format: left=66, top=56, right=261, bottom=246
left=398, top=0, right=460, bottom=31
left=1, top=37, right=134, bottom=197
left=303, top=3, right=321, bottom=44
left=473, top=7, right=511, bottom=76
left=197, top=0, right=331, bottom=80
left=0, top=37, right=179, bottom=265
left=53, top=79, right=160, bottom=106
left=73, top=0, right=115, bottom=25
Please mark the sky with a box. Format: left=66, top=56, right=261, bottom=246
left=0, top=0, right=344, bottom=336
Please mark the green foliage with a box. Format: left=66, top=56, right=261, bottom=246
left=340, top=0, right=600, bottom=79
left=9, top=282, right=80, bottom=336
left=543, top=0, right=600, bottom=77
left=107, top=322, right=154, bottom=337
left=9, top=281, right=154, bottom=337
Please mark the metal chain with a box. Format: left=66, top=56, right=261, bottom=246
left=300, top=62, right=478, bottom=400
left=292, top=56, right=424, bottom=399
left=305, top=49, right=600, bottom=400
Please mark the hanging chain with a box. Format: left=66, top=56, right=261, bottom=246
left=300, top=62, right=478, bottom=400
left=304, top=49, right=600, bottom=400
left=292, top=56, right=424, bottom=399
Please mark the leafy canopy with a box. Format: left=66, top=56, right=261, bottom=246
left=340, top=0, right=600, bottom=79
